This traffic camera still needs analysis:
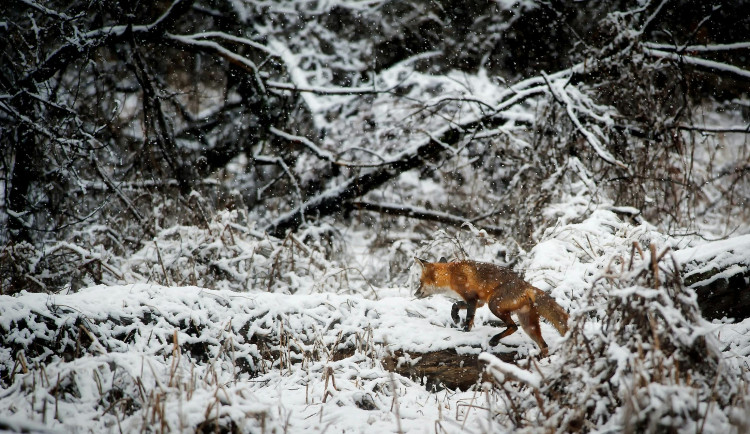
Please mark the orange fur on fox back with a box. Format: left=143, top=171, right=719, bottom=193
left=419, top=260, right=528, bottom=302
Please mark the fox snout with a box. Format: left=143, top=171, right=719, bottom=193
left=414, top=257, right=434, bottom=299
left=414, top=283, right=427, bottom=299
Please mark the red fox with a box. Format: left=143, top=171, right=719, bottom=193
left=414, top=258, right=569, bottom=356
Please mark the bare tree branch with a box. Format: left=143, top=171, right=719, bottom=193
left=264, top=129, right=457, bottom=238
left=269, top=127, right=336, bottom=164
left=644, top=48, right=750, bottom=82
left=19, top=0, right=196, bottom=88
left=644, top=42, right=750, bottom=52
left=676, top=124, right=750, bottom=134
left=348, top=201, right=505, bottom=236
left=91, top=156, right=146, bottom=226
left=542, top=72, right=628, bottom=169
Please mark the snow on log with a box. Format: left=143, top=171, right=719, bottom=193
left=674, top=234, right=750, bottom=321
left=0, top=285, right=540, bottom=392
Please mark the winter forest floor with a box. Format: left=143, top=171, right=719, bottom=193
left=3, top=1, right=750, bottom=432
left=2, top=209, right=750, bottom=433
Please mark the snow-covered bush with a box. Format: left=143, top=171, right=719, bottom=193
left=2, top=1, right=750, bottom=432
left=0, top=208, right=367, bottom=296
left=483, top=237, right=750, bottom=432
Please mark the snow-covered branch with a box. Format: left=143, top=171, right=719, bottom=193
left=677, top=123, right=750, bottom=134
left=644, top=48, right=750, bottom=81
left=644, top=41, right=750, bottom=52
left=263, top=94, right=535, bottom=237
left=269, top=127, right=336, bottom=164
left=167, top=34, right=266, bottom=92
left=265, top=81, right=388, bottom=95
left=263, top=134, right=449, bottom=238
left=543, top=72, right=628, bottom=169
left=19, top=0, right=196, bottom=87
left=348, top=201, right=505, bottom=236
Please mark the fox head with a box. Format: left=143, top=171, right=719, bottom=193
left=414, top=257, right=455, bottom=299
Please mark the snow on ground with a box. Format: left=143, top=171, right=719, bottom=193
left=1, top=210, right=749, bottom=433
left=0, top=283, right=551, bottom=433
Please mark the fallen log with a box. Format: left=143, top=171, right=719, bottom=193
left=675, top=234, right=750, bottom=321
left=334, top=347, right=517, bottom=391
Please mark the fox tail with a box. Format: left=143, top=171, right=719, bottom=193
left=533, top=287, right=569, bottom=336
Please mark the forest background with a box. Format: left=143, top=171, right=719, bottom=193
left=1, top=0, right=750, bottom=432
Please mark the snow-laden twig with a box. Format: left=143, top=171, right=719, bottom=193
left=172, top=31, right=276, bottom=55
left=479, top=353, right=541, bottom=389
left=20, top=0, right=195, bottom=87
left=643, top=41, right=750, bottom=52
left=42, top=242, right=123, bottom=280
left=644, top=48, right=750, bottom=81
left=542, top=72, right=628, bottom=169
left=17, top=0, right=76, bottom=20
left=167, top=34, right=265, bottom=93
left=640, top=0, right=670, bottom=33
left=676, top=123, right=750, bottom=134
left=265, top=80, right=388, bottom=95
left=269, top=127, right=336, bottom=164
left=348, top=201, right=505, bottom=236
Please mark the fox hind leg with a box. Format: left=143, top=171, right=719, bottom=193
left=488, top=311, right=518, bottom=347
left=517, top=304, right=549, bottom=357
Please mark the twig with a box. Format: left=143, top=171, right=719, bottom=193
left=542, top=72, right=628, bottom=169
left=698, top=362, right=722, bottom=434
left=154, top=241, right=170, bottom=286
left=92, top=155, right=146, bottom=225
left=348, top=201, right=504, bottom=236
left=461, top=388, right=479, bottom=430
left=644, top=48, right=750, bottom=82
left=252, top=154, right=303, bottom=206
left=388, top=370, right=404, bottom=434
left=269, top=127, right=336, bottom=164
left=650, top=243, right=660, bottom=288
left=629, top=241, right=645, bottom=271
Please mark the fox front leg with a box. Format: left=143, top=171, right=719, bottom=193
left=450, top=301, right=466, bottom=324
left=451, top=300, right=477, bottom=331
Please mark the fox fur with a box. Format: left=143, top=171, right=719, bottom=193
left=415, top=258, right=569, bottom=356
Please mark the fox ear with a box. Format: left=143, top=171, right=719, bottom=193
left=438, top=256, right=448, bottom=263
left=415, top=257, right=427, bottom=269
